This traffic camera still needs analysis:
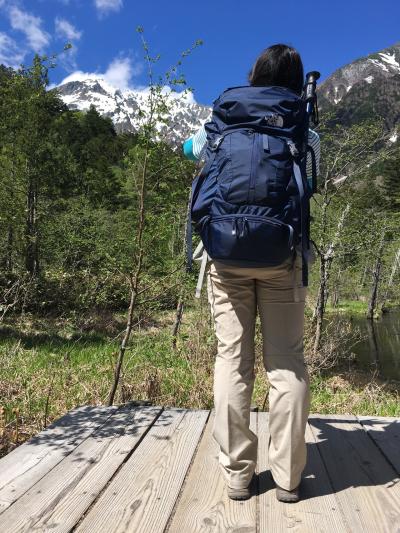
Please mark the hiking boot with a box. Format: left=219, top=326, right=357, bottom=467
left=227, top=473, right=256, bottom=501
left=276, top=483, right=300, bottom=503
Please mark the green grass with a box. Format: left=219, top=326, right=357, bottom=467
left=309, top=373, right=400, bottom=416
left=0, top=306, right=399, bottom=456
left=325, top=299, right=400, bottom=316
left=325, top=299, right=368, bottom=315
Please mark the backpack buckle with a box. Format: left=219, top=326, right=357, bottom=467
left=210, top=136, right=223, bottom=151
left=287, top=140, right=300, bottom=158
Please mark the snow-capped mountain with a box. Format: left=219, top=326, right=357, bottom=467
left=319, top=43, right=400, bottom=105
left=53, top=77, right=211, bottom=145
left=317, top=43, right=400, bottom=134
left=53, top=42, right=400, bottom=143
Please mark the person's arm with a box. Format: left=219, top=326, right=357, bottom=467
left=182, top=123, right=208, bottom=161
left=306, top=129, right=320, bottom=190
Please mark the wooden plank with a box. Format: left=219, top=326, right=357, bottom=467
left=76, top=408, right=209, bottom=533
left=357, top=416, right=400, bottom=475
left=0, top=404, right=162, bottom=533
left=0, top=404, right=118, bottom=514
left=258, top=412, right=349, bottom=532
left=166, top=409, right=258, bottom=532
left=309, top=414, right=400, bottom=533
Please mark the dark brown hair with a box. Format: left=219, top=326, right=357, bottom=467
left=248, top=44, right=304, bottom=95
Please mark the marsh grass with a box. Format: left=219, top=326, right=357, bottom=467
left=326, top=300, right=368, bottom=315
left=1, top=303, right=399, bottom=457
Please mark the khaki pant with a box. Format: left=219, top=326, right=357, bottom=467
left=206, top=251, right=311, bottom=491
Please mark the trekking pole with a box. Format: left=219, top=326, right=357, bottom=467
left=303, top=71, right=320, bottom=194
left=304, top=70, right=320, bottom=126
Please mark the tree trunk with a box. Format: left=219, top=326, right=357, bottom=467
left=331, top=266, right=342, bottom=307
left=380, top=246, right=400, bottom=311
left=312, top=204, right=350, bottom=355
left=366, top=319, right=381, bottom=373
left=366, top=255, right=382, bottom=320
left=313, top=254, right=330, bottom=355
left=107, top=148, right=149, bottom=406
left=388, top=246, right=400, bottom=287
left=366, top=229, right=385, bottom=320
left=3, top=225, right=13, bottom=272
left=331, top=284, right=339, bottom=308
left=108, top=275, right=141, bottom=406
left=25, top=175, right=39, bottom=276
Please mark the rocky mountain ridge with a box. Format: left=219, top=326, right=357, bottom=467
left=318, top=42, right=400, bottom=105
left=52, top=42, right=400, bottom=143
left=54, top=77, right=211, bottom=145
left=317, top=43, right=400, bottom=133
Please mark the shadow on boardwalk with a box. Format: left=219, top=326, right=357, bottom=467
left=0, top=405, right=399, bottom=532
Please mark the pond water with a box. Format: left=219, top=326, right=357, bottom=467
left=346, top=309, right=400, bottom=381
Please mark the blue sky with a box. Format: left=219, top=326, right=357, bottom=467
left=0, top=0, right=399, bottom=106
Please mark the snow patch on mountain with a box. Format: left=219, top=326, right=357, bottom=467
left=369, top=58, right=390, bottom=72
left=319, top=42, right=400, bottom=106
left=53, top=76, right=211, bottom=146
left=379, top=51, right=400, bottom=70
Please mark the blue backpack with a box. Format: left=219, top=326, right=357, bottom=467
left=187, top=84, right=317, bottom=288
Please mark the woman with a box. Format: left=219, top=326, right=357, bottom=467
left=183, top=44, right=320, bottom=503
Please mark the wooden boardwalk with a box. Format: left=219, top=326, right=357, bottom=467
left=0, top=403, right=399, bottom=532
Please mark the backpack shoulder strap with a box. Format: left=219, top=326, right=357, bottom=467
left=293, top=159, right=309, bottom=288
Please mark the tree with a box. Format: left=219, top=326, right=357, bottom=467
left=0, top=55, right=69, bottom=276
left=107, top=28, right=201, bottom=405
left=310, top=117, right=395, bottom=354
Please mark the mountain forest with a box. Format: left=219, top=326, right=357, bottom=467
left=0, top=42, right=399, bottom=457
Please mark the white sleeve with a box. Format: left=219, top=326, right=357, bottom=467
left=191, top=123, right=208, bottom=159
left=306, top=129, right=321, bottom=178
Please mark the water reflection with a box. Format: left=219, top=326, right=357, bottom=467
left=350, top=309, right=400, bottom=381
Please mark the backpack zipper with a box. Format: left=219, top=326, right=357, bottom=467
left=212, top=213, right=285, bottom=225
left=248, top=131, right=258, bottom=203
left=211, top=214, right=294, bottom=249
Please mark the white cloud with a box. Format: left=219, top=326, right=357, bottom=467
left=55, top=17, right=82, bottom=41
left=0, top=31, right=27, bottom=68
left=58, top=56, right=137, bottom=90
left=103, top=56, right=134, bottom=89
left=94, top=0, right=123, bottom=16
left=56, top=55, right=195, bottom=103
left=9, top=5, right=50, bottom=52
left=58, top=70, right=98, bottom=84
